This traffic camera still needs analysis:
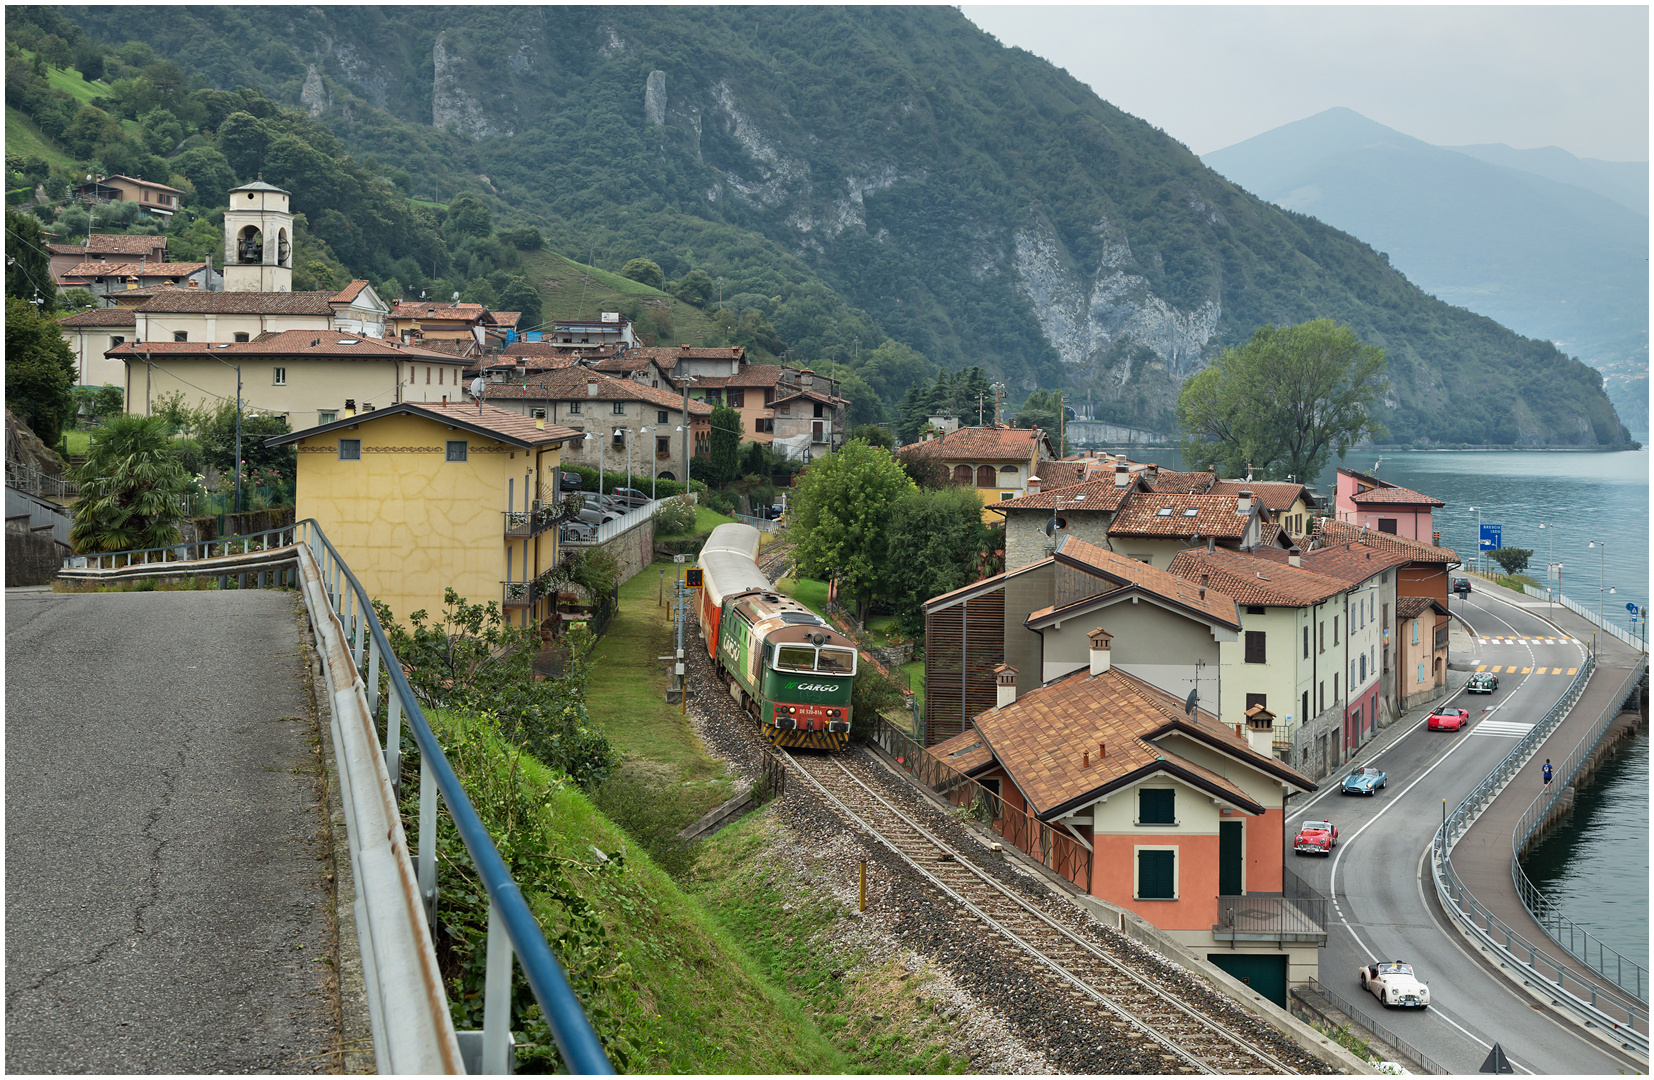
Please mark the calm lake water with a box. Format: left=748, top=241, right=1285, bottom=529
left=1104, top=446, right=1650, bottom=963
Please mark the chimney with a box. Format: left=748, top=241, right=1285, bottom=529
left=1237, top=488, right=1253, bottom=515
left=535, top=416, right=546, bottom=430
left=187, top=277, right=199, bottom=289
left=1146, top=464, right=1160, bottom=482
left=1087, top=627, right=1114, bottom=676
left=995, top=663, right=1019, bottom=709
left=800, top=368, right=814, bottom=390
left=1026, top=475, right=1041, bottom=496
left=586, top=380, right=599, bottom=397
left=343, top=398, right=357, bottom=417
left=1288, top=545, right=1301, bottom=568
left=1114, top=463, right=1130, bottom=488
left=1082, top=749, right=1090, bottom=768
left=1244, top=705, right=1276, bottom=757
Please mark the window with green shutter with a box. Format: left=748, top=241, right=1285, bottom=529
left=1138, top=788, right=1175, bottom=825
left=1138, top=849, right=1175, bottom=899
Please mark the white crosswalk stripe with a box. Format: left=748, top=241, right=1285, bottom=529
left=1477, top=636, right=1578, bottom=645
left=1473, top=719, right=1536, bottom=738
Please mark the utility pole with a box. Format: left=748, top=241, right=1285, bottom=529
left=1058, top=389, right=1065, bottom=455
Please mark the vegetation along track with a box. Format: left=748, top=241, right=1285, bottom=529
left=780, top=748, right=1318, bottom=1075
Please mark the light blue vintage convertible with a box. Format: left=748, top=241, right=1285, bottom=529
left=1341, top=766, right=1387, bottom=796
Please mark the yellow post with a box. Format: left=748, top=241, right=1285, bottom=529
left=859, top=860, right=866, bottom=912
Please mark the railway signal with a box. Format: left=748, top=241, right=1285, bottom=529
left=686, top=567, right=703, bottom=588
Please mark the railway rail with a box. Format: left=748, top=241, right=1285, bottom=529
left=781, top=746, right=1323, bottom=1075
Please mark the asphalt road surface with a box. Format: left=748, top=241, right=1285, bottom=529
left=5, top=587, right=339, bottom=1073
left=1288, top=589, right=1643, bottom=1075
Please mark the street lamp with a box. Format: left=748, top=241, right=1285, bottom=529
left=1588, top=540, right=1607, bottom=622
left=1538, top=523, right=1556, bottom=615
left=583, top=431, right=606, bottom=499
left=209, top=355, right=244, bottom=516
left=1468, top=506, right=1482, bottom=576
left=631, top=425, right=646, bottom=497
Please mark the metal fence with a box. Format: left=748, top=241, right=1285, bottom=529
left=1300, top=976, right=1445, bottom=1074
left=62, top=525, right=302, bottom=591
left=561, top=499, right=658, bottom=546
left=733, top=512, right=777, bottom=533
left=865, top=713, right=1092, bottom=892
left=1511, top=668, right=1648, bottom=1002
left=5, top=457, right=77, bottom=501
left=1431, top=653, right=1650, bottom=1053
left=1507, top=580, right=1647, bottom=653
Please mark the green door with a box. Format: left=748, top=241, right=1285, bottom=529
left=1207, top=953, right=1288, bottom=1008
left=1218, top=821, right=1243, bottom=896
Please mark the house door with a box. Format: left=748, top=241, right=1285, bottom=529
left=811, top=420, right=825, bottom=443
left=1207, top=953, right=1288, bottom=1008
left=1218, top=821, right=1243, bottom=896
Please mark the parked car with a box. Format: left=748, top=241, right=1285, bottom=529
left=1359, top=961, right=1430, bottom=1008
left=1452, top=577, right=1471, bottom=595
left=1467, top=671, right=1499, bottom=694
left=1294, top=819, right=1338, bottom=855
left=1341, top=767, right=1387, bottom=796
left=559, top=470, right=584, bottom=491
left=560, top=522, right=596, bottom=543
left=576, top=495, right=622, bottom=523
left=1427, top=706, right=1469, bottom=732
left=608, top=487, right=651, bottom=508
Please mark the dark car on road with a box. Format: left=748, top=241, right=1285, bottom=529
left=560, top=470, right=584, bottom=491
left=1452, top=577, right=1471, bottom=596
left=1467, top=671, right=1498, bottom=694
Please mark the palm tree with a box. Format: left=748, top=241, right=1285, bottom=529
left=69, top=414, right=198, bottom=557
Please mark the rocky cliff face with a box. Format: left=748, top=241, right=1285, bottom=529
left=432, top=31, right=512, bottom=139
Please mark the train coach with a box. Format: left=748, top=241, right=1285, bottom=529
left=697, top=523, right=858, bottom=750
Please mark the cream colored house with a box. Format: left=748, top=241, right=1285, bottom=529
left=268, top=402, right=579, bottom=627
left=110, top=331, right=469, bottom=428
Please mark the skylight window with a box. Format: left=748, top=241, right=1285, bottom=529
left=1183, top=508, right=1199, bottom=517
left=336, top=339, right=360, bottom=345
left=1155, top=507, right=1174, bottom=516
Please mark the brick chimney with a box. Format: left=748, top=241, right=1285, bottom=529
left=995, top=663, right=1018, bottom=708
left=1288, top=545, right=1301, bottom=568
left=1087, top=627, right=1113, bottom=676
left=1244, top=704, right=1276, bottom=757
left=1026, top=474, right=1041, bottom=496
left=1114, top=463, right=1130, bottom=488
left=1237, top=488, right=1253, bottom=515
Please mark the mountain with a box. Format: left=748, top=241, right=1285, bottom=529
left=1204, top=107, right=1648, bottom=437
left=37, top=8, right=1635, bottom=448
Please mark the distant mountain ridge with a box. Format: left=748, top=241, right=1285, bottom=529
left=1203, top=107, right=1648, bottom=436
left=49, top=9, right=1635, bottom=448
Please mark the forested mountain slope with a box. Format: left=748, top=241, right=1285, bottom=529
left=32, top=6, right=1635, bottom=447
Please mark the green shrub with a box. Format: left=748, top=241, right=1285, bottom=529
left=564, top=463, right=688, bottom=499
left=592, top=765, right=699, bottom=880
left=652, top=496, right=697, bottom=536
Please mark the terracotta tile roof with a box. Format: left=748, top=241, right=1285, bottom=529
left=273, top=401, right=579, bottom=448
left=991, top=477, right=1135, bottom=513
left=1258, top=522, right=1284, bottom=547
left=1167, top=548, right=1351, bottom=607
left=134, top=290, right=339, bottom=315
left=900, top=425, right=1054, bottom=463
left=1106, top=492, right=1253, bottom=539
left=331, top=280, right=370, bottom=304
left=485, top=354, right=583, bottom=373
left=391, top=301, right=490, bottom=322
left=772, top=388, right=847, bottom=408
left=49, top=234, right=167, bottom=257
left=1296, top=541, right=1410, bottom=583
left=1350, top=483, right=1445, bottom=507
left=1208, top=480, right=1307, bottom=512
left=627, top=345, right=745, bottom=370
left=692, top=364, right=793, bottom=389
left=501, top=341, right=577, bottom=358
left=101, top=174, right=184, bottom=194
left=1047, top=535, right=1241, bottom=629
left=58, top=308, right=136, bottom=326
left=1147, top=469, right=1216, bottom=494
left=491, top=311, right=521, bottom=329
left=1314, top=517, right=1459, bottom=563
left=589, top=353, right=659, bottom=374
left=107, top=330, right=463, bottom=362
left=1396, top=596, right=1447, bottom=621
left=1035, top=461, right=1090, bottom=488
left=482, top=368, right=713, bottom=414
left=968, top=666, right=1312, bottom=820
left=59, top=261, right=207, bottom=277
left=927, top=729, right=995, bottom=774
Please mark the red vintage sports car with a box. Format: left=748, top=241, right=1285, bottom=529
left=1427, top=706, right=1469, bottom=732
left=1294, top=819, right=1338, bottom=855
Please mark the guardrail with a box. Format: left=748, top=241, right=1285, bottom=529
left=295, top=520, right=612, bottom=1073
left=1431, top=652, right=1649, bottom=1054
left=1504, top=580, right=1646, bottom=653
left=1300, top=976, right=1445, bottom=1074
left=1512, top=669, right=1648, bottom=1003
left=62, top=525, right=301, bottom=590
left=561, top=499, right=656, bottom=545
left=733, top=512, right=776, bottom=533
left=6, top=457, right=78, bottom=501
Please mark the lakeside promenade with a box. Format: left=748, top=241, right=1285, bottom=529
left=1448, top=576, right=1648, bottom=1044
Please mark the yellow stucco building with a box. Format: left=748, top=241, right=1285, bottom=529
left=270, top=402, right=580, bottom=628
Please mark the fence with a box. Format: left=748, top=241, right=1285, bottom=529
left=1431, top=653, right=1649, bottom=1052
left=62, top=524, right=302, bottom=591
left=865, top=713, right=1091, bottom=892
left=1299, top=976, right=1445, bottom=1074
left=561, top=499, right=657, bottom=546
left=5, top=457, right=78, bottom=502
left=1504, top=579, right=1647, bottom=653
left=1511, top=669, right=1648, bottom=1002
left=733, top=512, right=777, bottom=533
left=60, top=522, right=613, bottom=1073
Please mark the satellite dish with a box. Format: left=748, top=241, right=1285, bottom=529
left=451, top=290, right=460, bottom=301
left=1183, top=688, right=1198, bottom=716
left=1044, top=516, right=1057, bottom=537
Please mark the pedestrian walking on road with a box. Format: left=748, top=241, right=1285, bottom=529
left=1542, top=758, right=1553, bottom=786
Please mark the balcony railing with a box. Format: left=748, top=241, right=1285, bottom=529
left=1214, top=893, right=1327, bottom=944
left=503, top=501, right=564, bottom=539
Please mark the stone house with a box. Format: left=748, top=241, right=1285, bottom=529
left=47, top=233, right=169, bottom=279
left=992, top=464, right=1148, bottom=572
left=899, top=425, right=1059, bottom=522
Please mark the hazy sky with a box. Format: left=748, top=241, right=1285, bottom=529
left=961, top=6, right=1650, bottom=162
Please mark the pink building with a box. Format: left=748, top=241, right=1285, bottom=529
left=1334, top=468, right=1444, bottom=543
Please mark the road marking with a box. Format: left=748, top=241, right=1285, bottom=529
left=1521, top=666, right=1532, bottom=674
left=1567, top=667, right=1577, bottom=675
left=1474, top=719, right=1536, bottom=738
left=1476, top=664, right=1487, bottom=671
left=1551, top=668, right=1562, bottom=675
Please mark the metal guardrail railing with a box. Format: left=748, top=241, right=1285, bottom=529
left=561, top=499, right=657, bottom=545
left=1300, top=976, right=1445, bottom=1074
left=1512, top=668, right=1648, bottom=1003
left=733, top=512, right=777, bottom=533
left=61, top=525, right=302, bottom=591
left=1504, top=579, right=1646, bottom=653
left=294, top=520, right=612, bottom=1073
left=6, top=457, right=78, bottom=501
left=1431, top=652, right=1650, bottom=1053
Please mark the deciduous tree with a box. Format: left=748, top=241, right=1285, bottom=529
left=5, top=296, right=76, bottom=447
left=882, top=485, right=989, bottom=632
left=789, top=439, right=915, bottom=622
left=1489, top=548, right=1533, bottom=576
left=1178, top=319, right=1388, bottom=482
left=620, top=258, right=663, bottom=289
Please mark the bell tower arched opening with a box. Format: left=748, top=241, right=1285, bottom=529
left=223, top=179, right=295, bottom=292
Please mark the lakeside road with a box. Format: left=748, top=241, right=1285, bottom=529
left=4, top=587, right=339, bottom=1074
left=1287, top=585, right=1645, bottom=1074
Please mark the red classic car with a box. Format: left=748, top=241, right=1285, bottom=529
left=1427, top=706, right=1469, bottom=732
left=1294, top=819, right=1338, bottom=855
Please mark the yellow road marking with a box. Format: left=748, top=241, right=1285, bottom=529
left=1568, top=668, right=1578, bottom=675
left=1521, top=667, right=1532, bottom=674
left=1476, top=664, right=1487, bottom=672
left=1490, top=666, right=1503, bottom=673
left=1551, top=667, right=1562, bottom=675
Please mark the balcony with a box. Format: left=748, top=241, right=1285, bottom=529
left=502, top=579, right=541, bottom=609
left=1213, top=871, right=1328, bottom=946
left=503, top=501, right=567, bottom=539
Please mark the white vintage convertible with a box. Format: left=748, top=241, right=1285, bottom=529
left=1359, top=961, right=1430, bottom=1008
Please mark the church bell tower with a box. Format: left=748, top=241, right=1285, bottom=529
left=223, top=178, right=294, bottom=292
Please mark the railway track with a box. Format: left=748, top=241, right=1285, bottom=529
left=781, top=747, right=1320, bottom=1075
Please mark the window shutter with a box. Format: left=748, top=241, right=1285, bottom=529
left=1138, top=850, right=1175, bottom=899
left=1244, top=630, right=1266, bottom=664
left=1138, top=788, right=1175, bottom=824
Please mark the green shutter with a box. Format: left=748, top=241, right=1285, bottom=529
left=1138, top=850, right=1175, bottom=899
left=1218, top=821, right=1243, bottom=896
left=1139, top=788, right=1175, bottom=824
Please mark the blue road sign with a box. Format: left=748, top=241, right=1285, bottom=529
left=1627, top=603, right=1639, bottom=615
left=1480, top=523, right=1502, bottom=551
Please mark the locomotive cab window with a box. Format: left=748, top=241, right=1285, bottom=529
left=816, top=646, right=856, bottom=672
left=774, top=645, right=817, bottom=672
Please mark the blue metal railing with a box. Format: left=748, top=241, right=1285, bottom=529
left=295, top=520, right=612, bottom=1073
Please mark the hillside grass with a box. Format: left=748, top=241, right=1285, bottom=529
left=777, top=573, right=830, bottom=617
left=901, top=659, right=926, bottom=713
left=522, top=249, right=748, bottom=352
left=5, top=107, right=76, bottom=170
